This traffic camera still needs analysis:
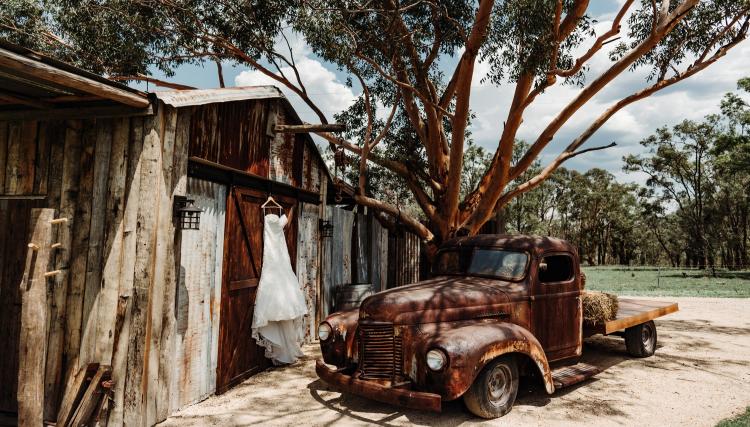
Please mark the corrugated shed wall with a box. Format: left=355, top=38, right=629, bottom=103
left=172, top=177, right=226, bottom=410
left=296, top=202, right=320, bottom=342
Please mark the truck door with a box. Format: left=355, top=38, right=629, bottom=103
left=532, top=252, right=582, bottom=362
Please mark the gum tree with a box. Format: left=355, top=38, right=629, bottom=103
left=4, top=0, right=748, bottom=252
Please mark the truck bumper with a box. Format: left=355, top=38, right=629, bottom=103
left=315, top=359, right=442, bottom=412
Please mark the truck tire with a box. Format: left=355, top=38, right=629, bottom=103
left=625, top=320, right=657, bottom=357
left=463, top=356, right=518, bottom=419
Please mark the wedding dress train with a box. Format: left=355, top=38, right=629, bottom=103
left=251, top=213, right=307, bottom=365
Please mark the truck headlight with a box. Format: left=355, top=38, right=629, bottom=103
left=426, top=349, right=447, bottom=371
left=318, top=322, right=333, bottom=341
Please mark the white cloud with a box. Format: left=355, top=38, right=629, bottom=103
left=234, top=33, right=355, bottom=124
left=466, top=10, right=750, bottom=176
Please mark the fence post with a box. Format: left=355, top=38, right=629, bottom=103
left=657, top=266, right=660, bottom=288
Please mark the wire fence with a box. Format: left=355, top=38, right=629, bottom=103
left=581, top=265, right=750, bottom=297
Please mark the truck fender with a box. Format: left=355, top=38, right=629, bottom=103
left=426, top=321, right=555, bottom=397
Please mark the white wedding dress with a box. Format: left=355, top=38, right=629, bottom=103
left=251, top=213, right=308, bottom=365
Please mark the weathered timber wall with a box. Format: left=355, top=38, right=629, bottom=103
left=319, top=207, right=419, bottom=316
left=2, top=94, right=330, bottom=425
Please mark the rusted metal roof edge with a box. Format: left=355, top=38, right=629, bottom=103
left=154, top=86, right=284, bottom=107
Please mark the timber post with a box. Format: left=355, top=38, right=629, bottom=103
left=17, top=208, right=56, bottom=426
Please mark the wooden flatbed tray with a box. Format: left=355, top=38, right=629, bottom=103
left=586, top=298, right=679, bottom=336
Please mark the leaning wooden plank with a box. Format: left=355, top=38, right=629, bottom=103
left=45, top=120, right=83, bottom=419
left=109, top=117, right=143, bottom=427
left=69, top=365, right=112, bottom=426
left=64, top=120, right=96, bottom=372
left=17, top=208, right=55, bottom=427
left=0, top=47, right=149, bottom=108
left=123, top=106, right=162, bottom=427
left=56, top=363, right=99, bottom=427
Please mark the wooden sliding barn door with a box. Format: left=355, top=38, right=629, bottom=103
left=216, top=186, right=298, bottom=393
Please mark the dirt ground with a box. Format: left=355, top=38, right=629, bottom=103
left=158, top=297, right=750, bottom=427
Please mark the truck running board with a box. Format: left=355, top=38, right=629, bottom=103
left=551, top=362, right=602, bottom=390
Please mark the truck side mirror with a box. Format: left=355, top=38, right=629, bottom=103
left=539, top=262, right=548, bottom=272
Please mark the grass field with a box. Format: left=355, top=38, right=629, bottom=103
left=582, top=266, right=750, bottom=298
left=717, top=407, right=750, bottom=427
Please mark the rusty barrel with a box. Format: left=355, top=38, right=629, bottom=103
left=335, top=283, right=375, bottom=311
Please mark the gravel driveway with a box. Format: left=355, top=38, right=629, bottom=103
left=158, top=297, right=750, bottom=426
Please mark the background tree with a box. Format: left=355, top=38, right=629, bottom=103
left=3, top=0, right=749, bottom=253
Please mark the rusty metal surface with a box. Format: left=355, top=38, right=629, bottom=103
left=414, top=320, right=555, bottom=399
left=315, top=360, right=442, bottom=412
left=441, top=234, right=578, bottom=256
left=359, top=275, right=528, bottom=325
left=318, top=235, right=589, bottom=409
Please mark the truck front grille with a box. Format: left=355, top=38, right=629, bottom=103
left=358, top=322, right=402, bottom=380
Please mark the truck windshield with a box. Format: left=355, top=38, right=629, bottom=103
left=434, top=248, right=528, bottom=280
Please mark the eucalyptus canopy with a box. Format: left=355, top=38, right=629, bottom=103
left=3, top=0, right=748, bottom=248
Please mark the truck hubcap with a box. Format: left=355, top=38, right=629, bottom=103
left=487, top=364, right=512, bottom=406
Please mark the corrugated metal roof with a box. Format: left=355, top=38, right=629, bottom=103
left=155, top=86, right=284, bottom=107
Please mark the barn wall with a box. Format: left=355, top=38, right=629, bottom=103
left=296, top=202, right=320, bottom=342
left=172, top=177, right=226, bottom=410
left=0, top=101, right=189, bottom=426
left=188, top=100, right=271, bottom=177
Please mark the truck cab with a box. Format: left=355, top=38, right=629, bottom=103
left=316, top=235, right=676, bottom=418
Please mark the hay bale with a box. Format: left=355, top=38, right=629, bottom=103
left=582, top=291, right=619, bottom=325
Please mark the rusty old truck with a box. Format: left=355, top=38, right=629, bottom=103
left=315, top=235, right=679, bottom=418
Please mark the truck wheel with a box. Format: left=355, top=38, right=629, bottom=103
left=625, top=320, right=657, bottom=357
left=463, top=356, right=518, bottom=419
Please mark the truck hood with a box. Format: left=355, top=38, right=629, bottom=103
left=359, top=276, right=526, bottom=325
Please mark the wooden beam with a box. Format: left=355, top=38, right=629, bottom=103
left=18, top=208, right=55, bottom=427
left=0, top=91, right=53, bottom=109
left=0, top=104, right=153, bottom=122
left=0, top=46, right=149, bottom=108
left=275, top=123, right=346, bottom=133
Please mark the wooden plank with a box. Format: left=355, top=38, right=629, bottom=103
left=17, top=208, right=55, bottom=427
left=18, top=121, right=38, bottom=195
left=64, top=120, right=96, bottom=372
left=44, top=120, right=82, bottom=419
left=155, top=106, right=178, bottom=422
left=602, top=299, right=679, bottom=334
left=0, top=121, right=8, bottom=190
left=0, top=104, right=154, bottom=122
left=95, top=118, right=130, bottom=364
left=109, top=116, right=143, bottom=427
left=68, top=365, right=112, bottom=426
left=4, top=121, right=20, bottom=193
left=0, top=46, right=149, bottom=108
left=56, top=363, right=100, bottom=426
left=33, top=121, right=50, bottom=195
left=79, top=119, right=113, bottom=366
left=123, top=105, right=162, bottom=427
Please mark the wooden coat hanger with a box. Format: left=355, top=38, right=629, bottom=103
left=261, top=196, right=284, bottom=215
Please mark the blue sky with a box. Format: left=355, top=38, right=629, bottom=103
left=133, top=0, right=750, bottom=184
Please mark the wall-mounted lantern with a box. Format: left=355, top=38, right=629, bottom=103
left=174, top=196, right=202, bottom=230
left=319, top=219, right=334, bottom=238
